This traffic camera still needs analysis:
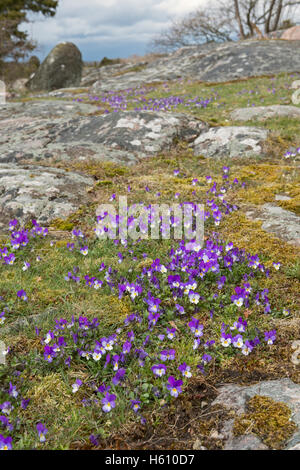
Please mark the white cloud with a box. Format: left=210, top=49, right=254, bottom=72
left=21, top=0, right=207, bottom=60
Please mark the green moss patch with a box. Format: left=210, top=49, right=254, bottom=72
left=233, top=395, right=297, bottom=449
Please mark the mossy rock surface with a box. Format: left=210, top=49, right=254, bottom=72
left=212, top=379, right=300, bottom=449
left=233, top=395, right=297, bottom=449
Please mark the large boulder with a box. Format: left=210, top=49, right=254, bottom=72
left=11, top=78, right=29, bottom=93
left=27, top=42, right=83, bottom=92
left=281, top=25, right=300, bottom=40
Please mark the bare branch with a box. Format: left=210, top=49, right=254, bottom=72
left=148, top=0, right=300, bottom=53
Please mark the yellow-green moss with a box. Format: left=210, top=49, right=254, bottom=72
left=137, top=257, right=154, bottom=270
left=50, top=218, right=75, bottom=231
left=234, top=163, right=293, bottom=181
left=234, top=163, right=299, bottom=206
left=95, top=180, right=113, bottom=186
left=233, top=395, right=297, bottom=449
left=34, top=288, right=67, bottom=305
left=47, top=157, right=127, bottom=179
left=277, top=194, right=300, bottom=215
left=112, top=64, right=147, bottom=77
left=54, top=240, right=68, bottom=248
left=24, top=373, right=79, bottom=418
left=237, top=186, right=281, bottom=205
left=78, top=294, right=134, bottom=324
left=97, top=162, right=129, bottom=177
left=262, top=134, right=292, bottom=157
left=220, top=211, right=299, bottom=264
left=66, top=88, right=89, bottom=94
left=102, top=295, right=133, bottom=322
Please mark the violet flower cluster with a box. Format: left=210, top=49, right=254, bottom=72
left=0, top=165, right=285, bottom=450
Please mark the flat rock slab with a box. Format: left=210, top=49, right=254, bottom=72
left=0, top=100, right=98, bottom=164
left=195, top=40, right=300, bottom=82
left=90, top=40, right=300, bottom=92
left=223, top=432, right=268, bottom=450
left=0, top=164, right=93, bottom=231
left=52, top=110, right=207, bottom=156
left=212, top=379, right=300, bottom=449
left=0, top=109, right=207, bottom=166
left=231, top=105, right=300, bottom=121
left=193, top=126, right=269, bottom=158
left=48, top=87, right=90, bottom=99
left=0, top=100, right=97, bottom=120
left=0, top=100, right=98, bottom=165
left=246, top=204, right=300, bottom=246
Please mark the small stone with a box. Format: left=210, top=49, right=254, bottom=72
left=11, top=78, right=29, bottom=93
left=289, top=443, right=300, bottom=450
left=291, top=341, right=300, bottom=366
left=275, top=194, right=292, bottom=201
left=210, top=430, right=224, bottom=440
left=291, top=80, right=300, bottom=90
left=0, top=341, right=7, bottom=365
left=193, top=439, right=206, bottom=450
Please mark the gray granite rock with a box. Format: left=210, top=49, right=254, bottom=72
left=196, top=40, right=300, bottom=83
left=246, top=204, right=300, bottom=246
left=0, top=164, right=93, bottom=231
left=224, top=434, right=269, bottom=450
left=48, top=87, right=90, bottom=97
left=231, top=105, right=300, bottom=121
left=275, top=194, right=292, bottom=201
left=81, top=60, right=150, bottom=87
left=90, top=40, right=300, bottom=92
left=212, top=379, right=300, bottom=450
left=52, top=110, right=207, bottom=157
left=0, top=100, right=101, bottom=166
left=11, top=78, right=29, bottom=93
left=289, top=443, right=300, bottom=450
left=193, top=126, right=269, bottom=158
left=0, top=108, right=207, bottom=166
left=0, top=99, right=97, bottom=120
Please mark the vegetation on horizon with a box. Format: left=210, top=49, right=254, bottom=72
left=0, top=0, right=58, bottom=78
left=149, top=0, right=300, bottom=52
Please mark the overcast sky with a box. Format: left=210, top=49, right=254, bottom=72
left=22, top=0, right=206, bottom=62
